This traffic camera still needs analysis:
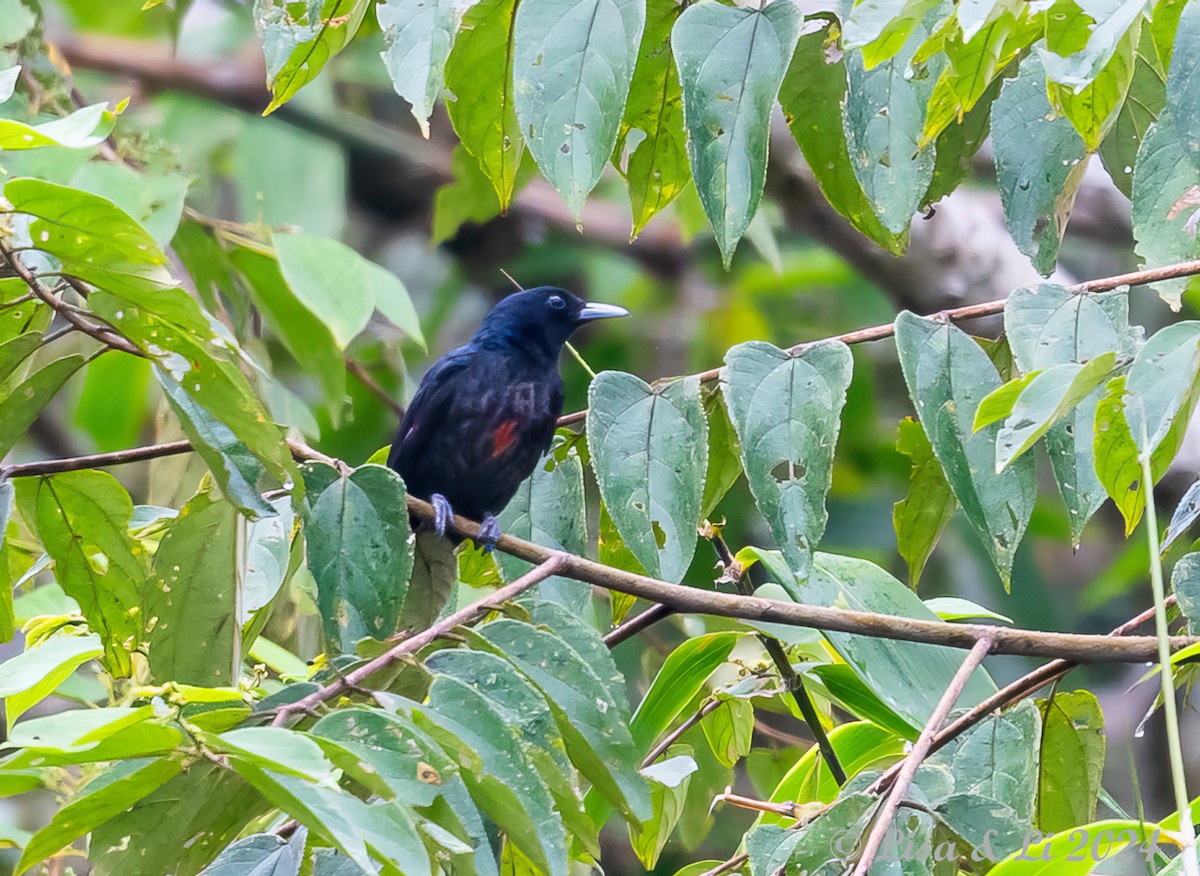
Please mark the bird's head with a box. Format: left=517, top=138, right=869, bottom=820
left=473, top=287, right=629, bottom=359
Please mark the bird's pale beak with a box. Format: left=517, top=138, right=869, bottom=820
left=577, top=302, right=630, bottom=322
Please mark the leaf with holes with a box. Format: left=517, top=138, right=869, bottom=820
left=672, top=0, right=801, bottom=266
left=512, top=0, right=644, bottom=221
left=895, top=312, right=1037, bottom=590
left=721, top=341, right=851, bottom=582
left=1005, top=283, right=1141, bottom=543
left=587, top=372, right=707, bottom=583
left=378, top=0, right=455, bottom=137
left=299, top=463, right=414, bottom=653
left=255, top=0, right=371, bottom=113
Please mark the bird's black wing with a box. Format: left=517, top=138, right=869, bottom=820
left=387, top=345, right=475, bottom=475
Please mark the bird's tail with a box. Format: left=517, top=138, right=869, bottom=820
left=401, top=530, right=458, bottom=631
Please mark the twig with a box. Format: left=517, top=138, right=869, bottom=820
left=554, top=258, right=1200, bottom=428
left=345, top=358, right=404, bottom=418
left=0, top=439, right=193, bottom=479
left=603, top=602, right=674, bottom=647
left=710, top=534, right=845, bottom=785
left=853, top=637, right=994, bottom=875
left=642, top=698, right=722, bottom=768
left=268, top=555, right=567, bottom=727
left=0, top=240, right=144, bottom=357
left=716, top=791, right=806, bottom=818
left=698, top=855, right=748, bottom=876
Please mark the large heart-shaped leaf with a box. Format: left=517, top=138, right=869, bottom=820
left=721, top=340, right=852, bottom=582
left=1005, top=283, right=1140, bottom=542
left=672, top=0, right=801, bottom=266
left=512, top=0, right=644, bottom=221
left=894, top=312, right=1037, bottom=590
left=377, top=0, right=455, bottom=137
left=299, top=462, right=414, bottom=653
left=587, top=372, right=707, bottom=583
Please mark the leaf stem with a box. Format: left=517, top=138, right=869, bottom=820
left=564, top=341, right=596, bottom=379
left=1141, top=451, right=1199, bottom=876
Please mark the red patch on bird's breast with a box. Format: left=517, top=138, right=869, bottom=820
left=491, top=419, right=520, bottom=458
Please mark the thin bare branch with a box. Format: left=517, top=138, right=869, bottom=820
left=854, top=637, right=994, bottom=875
left=268, top=554, right=568, bottom=727
left=603, top=602, right=675, bottom=647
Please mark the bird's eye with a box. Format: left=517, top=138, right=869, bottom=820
left=547, top=294, right=566, bottom=310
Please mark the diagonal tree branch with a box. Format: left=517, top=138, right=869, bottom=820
left=268, top=554, right=568, bottom=726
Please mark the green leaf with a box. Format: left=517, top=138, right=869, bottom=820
left=0, top=354, right=87, bottom=459
left=377, top=0, right=455, bottom=137
left=496, top=439, right=590, bottom=614
left=758, top=721, right=903, bottom=827
left=992, top=54, right=1091, bottom=275
left=423, top=648, right=599, bottom=855
left=69, top=162, right=190, bottom=247
left=672, top=0, right=801, bottom=266
left=895, top=312, right=1037, bottom=589
left=0, top=277, right=48, bottom=347
left=844, top=0, right=944, bottom=66
left=779, top=17, right=906, bottom=253
left=807, top=662, right=919, bottom=740
left=1125, top=321, right=1200, bottom=457
left=630, top=748, right=696, bottom=868
left=228, top=246, right=346, bottom=413
left=272, top=233, right=384, bottom=348
left=4, top=706, right=183, bottom=767
left=16, top=758, right=183, bottom=875
left=476, top=618, right=651, bottom=823
left=4, top=178, right=177, bottom=300
left=1038, top=0, right=1146, bottom=90
left=152, top=367, right=278, bottom=519
left=844, top=21, right=942, bottom=235
left=443, top=0, right=523, bottom=209
left=1099, top=22, right=1167, bottom=198
left=526, top=599, right=627, bottom=707
left=1047, top=20, right=1139, bottom=151
left=74, top=351, right=152, bottom=452
left=987, top=820, right=1155, bottom=873
left=1036, top=690, right=1104, bottom=833
left=1094, top=374, right=1180, bottom=534
left=198, top=828, right=307, bottom=876
left=255, top=0, right=370, bottom=114
left=616, top=0, right=689, bottom=239
left=721, top=341, right=852, bottom=582
left=699, top=699, right=753, bottom=768
left=980, top=354, right=1121, bottom=472
left=749, top=550, right=997, bottom=730
left=419, top=675, right=568, bottom=876
left=512, top=0, right=644, bottom=221
left=145, top=484, right=240, bottom=687
left=29, top=472, right=145, bottom=676
left=90, top=761, right=269, bottom=876
left=0, top=101, right=121, bottom=151
left=310, top=708, right=459, bottom=807
left=212, top=727, right=338, bottom=782
left=700, top=389, right=742, bottom=520
left=0, top=633, right=101, bottom=724
left=1131, top=0, right=1200, bottom=309
left=1164, top=480, right=1200, bottom=553
left=1005, top=283, right=1140, bottom=544
left=432, top=144, right=507, bottom=245
left=893, top=417, right=958, bottom=586
left=299, top=462, right=414, bottom=653
left=1172, top=552, right=1200, bottom=635
left=924, top=595, right=1012, bottom=623
left=587, top=372, right=707, bottom=583
left=747, top=793, right=878, bottom=873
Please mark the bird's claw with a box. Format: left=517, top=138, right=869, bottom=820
left=476, top=513, right=502, bottom=554
left=431, top=494, right=454, bottom=537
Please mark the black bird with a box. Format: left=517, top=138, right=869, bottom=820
left=388, top=287, right=628, bottom=551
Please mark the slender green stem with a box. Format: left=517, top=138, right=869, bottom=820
left=1141, top=451, right=1199, bottom=876
left=564, top=341, right=596, bottom=380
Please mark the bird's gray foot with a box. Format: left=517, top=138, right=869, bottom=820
left=476, top=513, right=502, bottom=553
left=431, top=493, right=454, bottom=537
